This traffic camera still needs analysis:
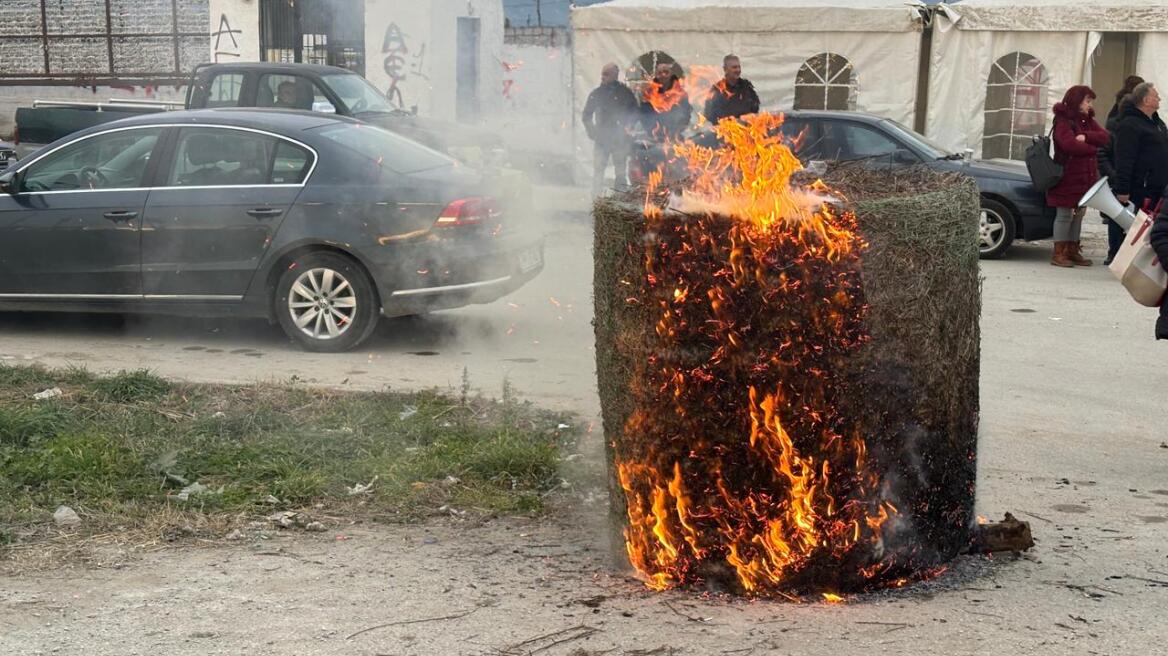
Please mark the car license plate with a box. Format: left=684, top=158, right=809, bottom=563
left=518, top=246, right=542, bottom=273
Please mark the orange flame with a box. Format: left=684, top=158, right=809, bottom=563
left=616, top=113, right=904, bottom=598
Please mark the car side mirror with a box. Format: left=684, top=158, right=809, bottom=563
left=312, top=101, right=337, bottom=114
left=0, top=170, right=16, bottom=194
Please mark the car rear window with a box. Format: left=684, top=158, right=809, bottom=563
left=311, top=123, right=454, bottom=174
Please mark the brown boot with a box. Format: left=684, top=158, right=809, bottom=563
left=1068, top=241, right=1094, bottom=266
left=1051, top=241, right=1074, bottom=268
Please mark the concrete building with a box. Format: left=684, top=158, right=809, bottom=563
left=0, top=0, right=504, bottom=137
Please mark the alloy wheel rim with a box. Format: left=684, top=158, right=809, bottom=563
left=979, top=210, right=1005, bottom=252
left=288, top=268, right=357, bottom=340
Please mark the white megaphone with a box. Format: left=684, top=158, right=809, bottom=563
left=1079, top=177, right=1138, bottom=231
left=1078, top=176, right=1167, bottom=307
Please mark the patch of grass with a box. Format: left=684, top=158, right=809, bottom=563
left=88, top=369, right=170, bottom=403
left=0, top=365, right=580, bottom=547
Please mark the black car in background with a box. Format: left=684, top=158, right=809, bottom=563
left=0, top=110, right=543, bottom=352
left=631, top=110, right=1053, bottom=259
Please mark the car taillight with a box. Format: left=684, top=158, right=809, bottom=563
left=435, top=197, right=502, bottom=228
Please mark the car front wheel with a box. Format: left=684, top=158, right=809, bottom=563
left=275, top=252, right=380, bottom=352
left=978, top=198, right=1016, bottom=259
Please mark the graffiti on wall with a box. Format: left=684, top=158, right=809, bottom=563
left=381, top=22, right=427, bottom=108
left=212, top=14, right=242, bottom=62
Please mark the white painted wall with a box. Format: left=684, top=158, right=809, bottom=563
left=492, top=42, right=573, bottom=155
left=210, top=0, right=261, bottom=63
left=363, top=0, right=503, bottom=123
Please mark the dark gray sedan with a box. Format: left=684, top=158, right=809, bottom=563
left=0, top=109, right=544, bottom=352
left=777, top=111, right=1054, bottom=259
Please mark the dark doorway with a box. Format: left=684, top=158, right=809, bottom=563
left=261, top=0, right=365, bottom=75
left=456, top=17, right=481, bottom=122
left=1091, top=33, right=1140, bottom=113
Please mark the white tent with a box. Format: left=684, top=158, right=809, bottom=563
left=925, top=0, right=1168, bottom=159
left=570, top=0, right=926, bottom=175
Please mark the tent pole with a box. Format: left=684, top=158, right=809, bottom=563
left=913, top=9, right=935, bottom=135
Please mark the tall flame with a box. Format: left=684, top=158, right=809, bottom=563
left=618, top=113, right=901, bottom=597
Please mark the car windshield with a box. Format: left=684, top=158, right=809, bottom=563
left=879, top=119, right=954, bottom=160
left=321, top=74, right=396, bottom=116
left=312, top=122, right=454, bottom=174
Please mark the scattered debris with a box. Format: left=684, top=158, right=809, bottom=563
left=225, top=529, right=245, bottom=541
left=304, top=521, right=327, bottom=532
left=263, top=495, right=281, bottom=504
left=345, top=607, right=480, bottom=640
left=443, top=475, right=462, bottom=486
left=31, top=385, right=62, bottom=401
left=52, top=505, right=80, bottom=527
left=499, top=623, right=598, bottom=655
left=346, top=476, right=379, bottom=496
left=173, top=482, right=222, bottom=501
left=266, top=511, right=317, bottom=530
left=398, top=405, right=418, bottom=420
left=970, top=512, right=1034, bottom=553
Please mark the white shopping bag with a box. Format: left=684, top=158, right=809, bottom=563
left=1109, top=210, right=1168, bottom=307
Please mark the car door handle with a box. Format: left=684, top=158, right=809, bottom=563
left=103, top=210, right=139, bottom=222
left=247, top=208, right=284, bottom=219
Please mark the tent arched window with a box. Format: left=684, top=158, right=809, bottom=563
left=983, top=52, right=1049, bottom=160
left=793, top=53, right=857, bottom=111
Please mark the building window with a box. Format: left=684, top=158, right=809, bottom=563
left=983, top=52, right=1049, bottom=160
left=794, top=53, right=857, bottom=111
left=260, top=0, right=365, bottom=76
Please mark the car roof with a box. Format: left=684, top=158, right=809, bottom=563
left=195, top=62, right=354, bottom=77
left=81, top=108, right=360, bottom=134
left=781, top=110, right=888, bottom=124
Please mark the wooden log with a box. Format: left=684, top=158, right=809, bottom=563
left=970, top=513, right=1035, bottom=553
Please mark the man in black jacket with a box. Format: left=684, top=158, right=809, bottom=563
left=582, top=63, right=639, bottom=196
left=1112, top=82, right=1168, bottom=263
left=703, top=55, right=760, bottom=125
left=639, top=62, right=692, bottom=142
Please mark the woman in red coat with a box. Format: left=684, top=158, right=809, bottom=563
left=1047, top=85, right=1111, bottom=267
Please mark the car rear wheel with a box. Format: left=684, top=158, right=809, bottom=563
left=275, top=252, right=379, bottom=352
left=979, top=198, right=1016, bottom=260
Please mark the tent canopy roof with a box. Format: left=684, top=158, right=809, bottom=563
left=571, top=0, right=923, bottom=33
left=939, top=0, right=1168, bottom=32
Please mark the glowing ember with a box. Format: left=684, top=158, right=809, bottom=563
left=615, top=113, right=918, bottom=597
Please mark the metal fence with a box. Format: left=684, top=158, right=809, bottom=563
left=0, top=0, right=210, bottom=85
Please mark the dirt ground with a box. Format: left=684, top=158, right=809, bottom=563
left=3, top=200, right=1168, bottom=655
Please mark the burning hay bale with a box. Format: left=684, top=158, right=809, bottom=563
left=592, top=116, right=980, bottom=598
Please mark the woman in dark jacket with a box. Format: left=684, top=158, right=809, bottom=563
left=1047, top=85, right=1110, bottom=267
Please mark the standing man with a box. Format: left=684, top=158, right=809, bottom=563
left=703, top=54, right=760, bottom=125
left=582, top=63, right=639, bottom=196
left=640, top=62, right=692, bottom=142
left=1111, top=82, right=1168, bottom=263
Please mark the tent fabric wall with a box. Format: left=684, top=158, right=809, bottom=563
left=570, top=3, right=921, bottom=180
left=1137, top=32, right=1168, bottom=78
left=940, top=0, right=1168, bottom=32
left=926, top=25, right=1089, bottom=158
